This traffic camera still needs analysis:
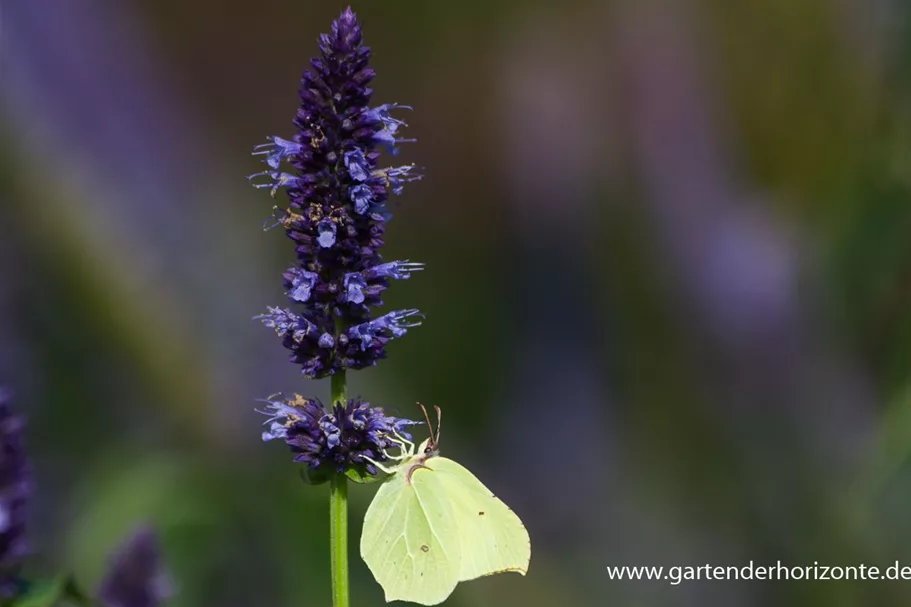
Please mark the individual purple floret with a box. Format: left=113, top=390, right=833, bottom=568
left=316, top=219, right=337, bottom=248
left=347, top=309, right=423, bottom=350
left=344, top=149, right=370, bottom=182
left=252, top=136, right=305, bottom=169
left=98, top=526, right=172, bottom=607
left=344, top=273, right=369, bottom=304
left=259, top=394, right=420, bottom=473
left=363, top=260, right=424, bottom=281
left=0, top=390, right=31, bottom=599
left=248, top=7, right=425, bottom=378
left=284, top=268, right=318, bottom=303
left=255, top=306, right=322, bottom=344
left=349, top=184, right=375, bottom=214
left=377, top=164, right=423, bottom=195
left=364, top=104, right=417, bottom=155
left=247, top=171, right=300, bottom=197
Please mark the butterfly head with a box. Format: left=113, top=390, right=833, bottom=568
left=418, top=403, right=442, bottom=455
left=416, top=438, right=438, bottom=458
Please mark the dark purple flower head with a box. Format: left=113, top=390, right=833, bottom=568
left=98, top=526, right=172, bottom=607
left=248, top=7, right=424, bottom=379
left=259, top=394, right=419, bottom=474
left=0, top=390, right=31, bottom=598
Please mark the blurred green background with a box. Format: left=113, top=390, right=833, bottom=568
left=4, top=0, right=911, bottom=605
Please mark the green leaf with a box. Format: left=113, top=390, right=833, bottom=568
left=344, top=464, right=388, bottom=484
left=14, top=577, right=66, bottom=607
left=13, top=575, right=94, bottom=607
left=299, top=464, right=388, bottom=485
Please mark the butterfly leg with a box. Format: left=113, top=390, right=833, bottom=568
left=390, top=429, right=415, bottom=452
left=383, top=433, right=416, bottom=459
left=362, top=455, right=399, bottom=475
left=365, top=433, right=415, bottom=473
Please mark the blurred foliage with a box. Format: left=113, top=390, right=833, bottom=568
left=4, top=0, right=911, bottom=606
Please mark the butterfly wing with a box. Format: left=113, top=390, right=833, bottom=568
left=360, top=467, right=462, bottom=605
left=430, top=456, right=531, bottom=581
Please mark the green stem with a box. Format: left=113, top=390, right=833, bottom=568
left=329, top=370, right=349, bottom=607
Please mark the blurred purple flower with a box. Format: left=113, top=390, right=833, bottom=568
left=248, top=7, right=424, bottom=379
left=98, top=526, right=171, bottom=607
left=0, top=390, right=31, bottom=599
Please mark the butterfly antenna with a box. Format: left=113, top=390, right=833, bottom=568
left=433, top=405, right=442, bottom=447
left=418, top=402, right=436, bottom=449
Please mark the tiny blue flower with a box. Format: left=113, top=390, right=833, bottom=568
left=365, top=103, right=411, bottom=133
left=318, top=333, right=335, bottom=348
left=255, top=307, right=317, bottom=343
left=262, top=206, right=288, bottom=232
left=317, top=220, right=337, bottom=248
left=257, top=397, right=303, bottom=441
left=373, top=133, right=417, bottom=157
left=260, top=408, right=292, bottom=440
left=379, top=164, right=423, bottom=195
left=247, top=170, right=300, bottom=197
left=344, top=273, right=368, bottom=304
left=321, top=416, right=341, bottom=448
left=286, top=268, right=318, bottom=303
left=349, top=184, right=374, bottom=214
left=348, top=309, right=423, bottom=350
left=364, top=260, right=425, bottom=281
left=344, top=149, right=371, bottom=182
left=365, top=104, right=416, bottom=155
left=253, top=136, right=305, bottom=169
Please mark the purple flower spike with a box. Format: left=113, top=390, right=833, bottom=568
left=248, top=8, right=426, bottom=380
